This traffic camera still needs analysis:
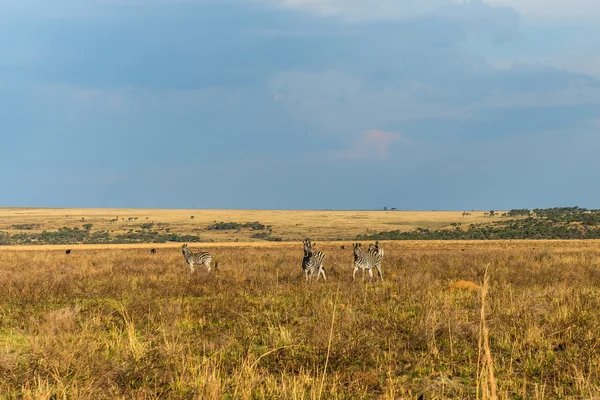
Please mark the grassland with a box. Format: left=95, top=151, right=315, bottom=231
left=1, top=239, right=600, bottom=398
left=0, top=208, right=503, bottom=242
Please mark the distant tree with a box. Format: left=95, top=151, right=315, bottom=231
left=191, top=216, right=195, bottom=220
left=383, top=206, right=388, bottom=211
left=489, top=210, right=495, bottom=217
left=83, top=223, right=93, bottom=231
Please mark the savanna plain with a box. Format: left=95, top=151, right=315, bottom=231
left=1, top=209, right=600, bottom=399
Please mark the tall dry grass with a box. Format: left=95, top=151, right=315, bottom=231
left=1, top=240, right=600, bottom=398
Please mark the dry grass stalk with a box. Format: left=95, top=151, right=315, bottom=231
left=477, top=264, right=498, bottom=400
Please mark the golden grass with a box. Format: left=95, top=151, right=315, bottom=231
left=1, top=240, right=600, bottom=398
left=0, top=207, right=506, bottom=241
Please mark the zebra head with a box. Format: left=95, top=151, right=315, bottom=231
left=303, top=239, right=316, bottom=257
left=369, top=240, right=382, bottom=252
left=353, top=242, right=362, bottom=258
left=181, top=243, right=189, bottom=256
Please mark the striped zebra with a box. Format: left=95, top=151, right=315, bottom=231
left=181, top=243, right=217, bottom=273
left=368, top=240, right=384, bottom=258
left=302, top=239, right=326, bottom=282
left=353, top=243, right=383, bottom=282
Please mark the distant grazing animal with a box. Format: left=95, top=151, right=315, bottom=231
left=302, top=239, right=326, bottom=283
left=181, top=244, right=217, bottom=273
left=65, top=249, right=71, bottom=255
left=340, top=245, right=345, bottom=250
left=150, top=248, right=156, bottom=254
left=353, top=243, right=383, bottom=282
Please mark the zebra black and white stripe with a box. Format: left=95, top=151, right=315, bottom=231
left=353, top=243, right=383, bottom=282
left=302, top=239, right=326, bottom=282
left=181, top=243, right=217, bottom=273
left=368, top=240, right=384, bottom=258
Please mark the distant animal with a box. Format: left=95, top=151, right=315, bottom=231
left=181, top=243, right=217, bottom=273
left=150, top=248, right=156, bottom=254
left=340, top=245, right=345, bottom=250
left=65, top=249, right=71, bottom=255
left=302, top=239, right=326, bottom=283
left=353, top=243, right=383, bottom=282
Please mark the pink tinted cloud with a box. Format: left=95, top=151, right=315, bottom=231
left=332, top=129, right=404, bottom=162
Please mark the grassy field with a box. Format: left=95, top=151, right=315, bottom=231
left=0, top=208, right=504, bottom=242
left=1, top=239, right=600, bottom=398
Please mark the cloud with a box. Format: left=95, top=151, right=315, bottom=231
left=331, top=129, right=404, bottom=162
left=270, top=0, right=600, bottom=21
left=269, top=70, right=454, bottom=133
left=268, top=0, right=448, bottom=20
left=486, top=0, right=600, bottom=19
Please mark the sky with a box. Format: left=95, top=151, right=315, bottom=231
left=1, top=0, right=599, bottom=210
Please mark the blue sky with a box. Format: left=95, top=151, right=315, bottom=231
left=1, top=0, right=599, bottom=210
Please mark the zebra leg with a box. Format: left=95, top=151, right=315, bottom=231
left=316, top=267, right=325, bottom=282
left=320, top=267, right=326, bottom=281
left=205, top=260, right=211, bottom=272
left=376, top=266, right=384, bottom=282
left=368, top=269, right=374, bottom=282
left=188, top=262, right=195, bottom=273
left=353, top=266, right=359, bottom=281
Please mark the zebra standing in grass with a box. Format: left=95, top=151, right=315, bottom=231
left=353, top=242, right=383, bottom=282
left=368, top=240, right=384, bottom=258
left=302, top=239, right=326, bottom=282
left=181, top=244, right=217, bottom=273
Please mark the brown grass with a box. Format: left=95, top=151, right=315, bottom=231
left=1, top=240, right=600, bottom=398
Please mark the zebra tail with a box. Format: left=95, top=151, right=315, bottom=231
left=214, top=259, right=219, bottom=271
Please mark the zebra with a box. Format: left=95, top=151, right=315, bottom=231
left=353, top=243, right=383, bottom=282
left=302, top=239, right=326, bottom=282
left=368, top=240, right=384, bottom=258
left=181, top=244, right=217, bottom=273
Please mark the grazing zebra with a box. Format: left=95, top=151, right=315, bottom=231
left=65, top=249, right=71, bottom=255
left=150, top=248, right=156, bottom=255
left=181, top=244, right=217, bottom=273
left=302, top=239, right=326, bottom=282
left=353, top=243, right=383, bottom=282
left=368, top=240, right=384, bottom=258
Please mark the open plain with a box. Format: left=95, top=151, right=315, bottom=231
left=0, top=207, right=504, bottom=243
left=1, top=209, right=600, bottom=398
